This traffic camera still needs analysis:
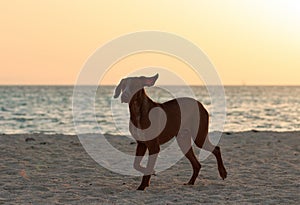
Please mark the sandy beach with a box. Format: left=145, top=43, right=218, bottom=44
left=0, top=131, right=299, bottom=204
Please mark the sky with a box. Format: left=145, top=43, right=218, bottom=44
left=0, top=0, right=299, bottom=85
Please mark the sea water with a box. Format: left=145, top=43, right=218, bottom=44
left=0, top=86, right=299, bottom=134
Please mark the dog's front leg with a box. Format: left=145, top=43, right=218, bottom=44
left=133, top=142, right=147, bottom=173
left=137, top=143, right=160, bottom=190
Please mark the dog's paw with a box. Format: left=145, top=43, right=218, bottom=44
left=184, top=181, right=194, bottom=185
left=219, top=168, right=227, bottom=180
left=137, top=186, right=146, bottom=191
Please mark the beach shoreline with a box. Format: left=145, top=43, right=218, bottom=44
left=1, top=131, right=299, bottom=204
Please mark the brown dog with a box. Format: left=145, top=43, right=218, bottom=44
left=114, top=74, right=227, bottom=190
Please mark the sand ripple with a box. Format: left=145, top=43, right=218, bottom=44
left=0, top=131, right=299, bottom=204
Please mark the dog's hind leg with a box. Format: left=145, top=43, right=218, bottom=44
left=194, top=108, right=227, bottom=180
left=202, top=139, right=227, bottom=180
left=184, top=149, right=201, bottom=185
left=212, top=145, right=227, bottom=179
left=176, top=131, right=201, bottom=185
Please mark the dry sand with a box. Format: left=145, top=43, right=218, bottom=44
left=0, top=131, right=299, bottom=204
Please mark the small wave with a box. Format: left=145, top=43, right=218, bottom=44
left=1, top=107, right=9, bottom=112
left=1, top=86, right=300, bottom=134
left=12, top=117, right=34, bottom=122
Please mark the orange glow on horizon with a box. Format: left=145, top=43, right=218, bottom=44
left=0, top=0, right=299, bottom=85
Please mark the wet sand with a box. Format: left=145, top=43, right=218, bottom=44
left=0, top=131, right=299, bottom=204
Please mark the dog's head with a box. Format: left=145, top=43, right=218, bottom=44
left=114, top=74, right=159, bottom=103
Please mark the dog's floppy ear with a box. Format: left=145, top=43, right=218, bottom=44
left=143, top=73, right=159, bottom=87
left=114, top=79, right=124, bottom=98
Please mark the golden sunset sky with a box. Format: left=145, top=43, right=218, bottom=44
left=0, top=0, right=299, bottom=85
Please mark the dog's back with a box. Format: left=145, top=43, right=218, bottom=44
left=158, top=97, right=208, bottom=146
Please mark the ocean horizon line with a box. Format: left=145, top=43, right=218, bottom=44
left=1, top=129, right=300, bottom=136
left=0, top=84, right=300, bottom=87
